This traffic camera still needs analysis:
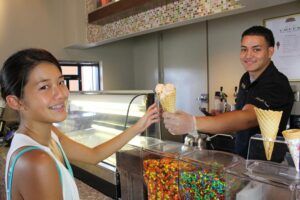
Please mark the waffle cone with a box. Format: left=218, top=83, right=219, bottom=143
left=160, top=91, right=176, bottom=113
left=254, top=107, right=283, bottom=160
left=283, top=129, right=300, bottom=172
left=283, top=129, right=300, bottom=140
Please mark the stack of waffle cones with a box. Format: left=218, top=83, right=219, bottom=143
left=282, top=129, right=300, bottom=172
left=254, top=107, right=283, bottom=160
left=155, top=83, right=176, bottom=113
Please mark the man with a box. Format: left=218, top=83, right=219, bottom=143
left=163, top=26, right=294, bottom=158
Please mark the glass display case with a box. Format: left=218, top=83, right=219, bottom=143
left=142, top=142, right=195, bottom=199
left=55, top=90, right=157, bottom=198
left=178, top=150, right=243, bottom=200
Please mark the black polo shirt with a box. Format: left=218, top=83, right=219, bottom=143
left=235, top=61, right=294, bottom=158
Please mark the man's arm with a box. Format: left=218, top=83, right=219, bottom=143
left=163, top=104, right=258, bottom=135
left=196, top=104, right=258, bottom=134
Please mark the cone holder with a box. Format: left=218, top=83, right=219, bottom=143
left=226, top=159, right=300, bottom=200
left=246, top=134, right=300, bottom=182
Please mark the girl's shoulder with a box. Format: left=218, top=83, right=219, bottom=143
left=11, top=146, right=58, bottom=175
left=9, top=147, right=62, bottom=199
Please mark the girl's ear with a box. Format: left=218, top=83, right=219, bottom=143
left=6, top=95, right=22, bottom=110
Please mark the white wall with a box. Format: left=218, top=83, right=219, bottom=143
left=62, top=0, right=87, bottom=47
left=162, top=23, right=208, bottom=115
left=132, top=33, right=159, bottom=90
left=0, top=0, right=135, bottom=90
left=131, top=23, right=208, bottom=115
left=64, top=40, right=135, bottom=90
left=0, top=0, right=67, bottom=61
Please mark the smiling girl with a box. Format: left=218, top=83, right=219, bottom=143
left=1, top=48, right=159, bottom=200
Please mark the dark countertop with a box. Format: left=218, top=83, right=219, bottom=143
left=0, top=145, right=112, bottom=200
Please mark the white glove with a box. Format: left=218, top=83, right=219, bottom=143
left=163, top=111, right=197, bottom=135
left=189, top=116, right=198, bottom=137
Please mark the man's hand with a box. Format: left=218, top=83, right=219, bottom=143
left=163, top=111, right=195, bottom=135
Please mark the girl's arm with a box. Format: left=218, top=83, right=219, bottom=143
left=53, top=103, right=159, bottom=164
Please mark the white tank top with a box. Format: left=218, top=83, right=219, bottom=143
left=5, top=132, right=80, bottom=200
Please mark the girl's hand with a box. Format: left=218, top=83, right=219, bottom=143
left=135, top=103, right=160, bottom=133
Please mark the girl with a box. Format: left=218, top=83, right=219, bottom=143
left=2, top=48, right=159, bottom=200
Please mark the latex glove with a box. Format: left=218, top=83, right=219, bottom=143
left=163, top=110, right=196, bottom=135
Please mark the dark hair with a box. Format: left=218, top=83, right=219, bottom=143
left=0, top=48, right=61, bottom=101
left=241, top=26, right=275, bottom=47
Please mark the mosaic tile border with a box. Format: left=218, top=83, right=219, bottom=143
left=85, top=0, right=242, bottom=44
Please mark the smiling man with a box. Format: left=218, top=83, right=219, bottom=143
left=234, top=26, right=294, bottom=157
left=163, top=26, right=294, bottom=158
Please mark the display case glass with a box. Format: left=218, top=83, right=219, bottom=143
left=142, top=142, right=195, bottom=199
left=56, top=90, right=156, bottom=166
left=55, top=90, right=156, bottom=198
left=178, top=150, right=243, bottom=199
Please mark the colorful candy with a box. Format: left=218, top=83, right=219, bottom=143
left=143, top=158, right=227, bottom=200
left=179, top=169, right=226, bottom=200
left=143, top=158, right=180, bottom=200
left=179, top=161, right=226, bottom=200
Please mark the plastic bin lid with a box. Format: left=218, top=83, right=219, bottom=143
left=181, top=149, right=244, bottom=169
left=245, top=160, right=300, bottom=185
left=142, top=141, right=195, bottom=158
left=128, top=135, right=163, bottom=148
left=226, top=159, right=300, bottom=188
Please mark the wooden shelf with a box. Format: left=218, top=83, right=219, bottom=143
left=88, top=0, right=177, bottom=25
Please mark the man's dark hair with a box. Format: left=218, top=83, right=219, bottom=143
left=242, top=26, right=275, bottom=47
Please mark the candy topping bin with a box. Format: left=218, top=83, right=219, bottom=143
left=116, top=136, right=163, bottom=200
left=142, top=142, right=195, bottom=200
left=179, top=150, right=243, bottom=200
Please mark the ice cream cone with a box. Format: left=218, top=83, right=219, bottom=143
left=254, top=107, right=283, bottom=160
left=283, top=129, right=300, bottom=172
left=160, top=90, right=176, bottom=113
left=155, top=83, right=176, bottom=113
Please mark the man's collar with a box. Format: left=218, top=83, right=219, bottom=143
left=253, top=61, right=276, bottom=83
left=243, top=61, right=276, bottom=88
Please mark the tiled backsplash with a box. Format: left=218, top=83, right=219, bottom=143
left=86, top=0, right=242, bottom=44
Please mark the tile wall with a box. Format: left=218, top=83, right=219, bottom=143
left=85, top=0, right=242, bottom=44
